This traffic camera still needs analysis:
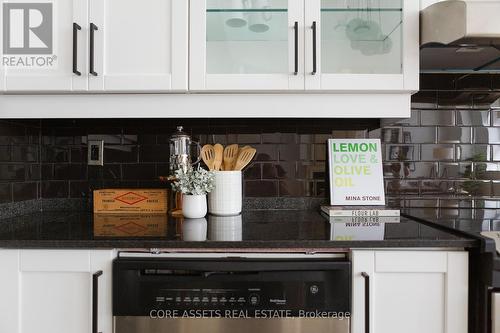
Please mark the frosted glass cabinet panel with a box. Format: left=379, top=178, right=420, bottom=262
left=305, top=0, right=418, bottom=91
left=191, top=0, right=418, bottom=92
left=190, top=0, right=305, bottom=90
left=320, top=0, right=403, bottom=75
left=206, top=0, right=289, bottom=74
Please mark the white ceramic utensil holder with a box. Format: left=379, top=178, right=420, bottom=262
left=208, top=171, right=242, bottom=216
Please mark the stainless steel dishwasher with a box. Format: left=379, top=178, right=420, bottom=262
left=113, top=257, right=351, bottom=333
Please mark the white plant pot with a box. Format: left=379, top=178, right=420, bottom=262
left=208, top=171, right=242, bottom=216
left=182, top=194, right=207, bottom=219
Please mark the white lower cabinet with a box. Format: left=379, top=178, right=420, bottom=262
left=494, top=292, right=500, bottom=333
left=352, top=250, right=468, bottom=333
left=0, top=249, right=470, bottom=333
left=0, top=250, right=115, bottom=333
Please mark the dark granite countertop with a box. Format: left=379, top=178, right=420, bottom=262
left=403, top=208, right=500, bottom=285
left=403, top=208, right=500, bottom=254
left=0, top=210, right=478, bottom=250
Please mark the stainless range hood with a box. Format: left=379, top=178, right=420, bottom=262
left=420, top=0, right=500, bottom=73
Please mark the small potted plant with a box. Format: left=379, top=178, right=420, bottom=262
left=171, top=166, right=215, bottom=219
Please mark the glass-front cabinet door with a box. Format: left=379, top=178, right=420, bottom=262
left=305, top=0, right=418, bottom=91
left=190, top=0, right=304, bottom=91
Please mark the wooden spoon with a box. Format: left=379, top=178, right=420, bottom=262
left=213, top=144, right=224, bottom=171
left=233, top=147, right=257, bottom=171
left=223, top=144, right=239, bottom=171
left=201, top=144, right=216, bottom=171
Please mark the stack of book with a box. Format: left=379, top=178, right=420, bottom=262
left=320, top=205, right=400, bottom=218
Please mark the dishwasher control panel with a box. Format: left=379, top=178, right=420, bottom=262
left=113, top=258, right=350, bottom=316
left=145, top=280, right=327, bottom=312
left=149, top=283, right=323, bottom=310
left=154, top=288, right=264, bottom=307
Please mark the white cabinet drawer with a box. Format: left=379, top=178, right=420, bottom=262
left=375, top=251, right=447, bottom=273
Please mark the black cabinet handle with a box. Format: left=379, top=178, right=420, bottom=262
left=312, top=21, right=317, bottom=75
left=293, top=21, right=298, bottom=75
left=90, top=23, right=98, bottom=76
left=361, top=272, right=370, bottom=333
left=93, top=270, right=103, bottom=333
left=72, top=23, right=81, bottom=76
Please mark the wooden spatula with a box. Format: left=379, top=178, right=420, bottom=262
left=213, top=144, right=224, bottom=171
left=201, top=144, right=216, bottom=171
left=233, top=147, right=256, bottom=171
left=223, top=144, right=239, bottom=171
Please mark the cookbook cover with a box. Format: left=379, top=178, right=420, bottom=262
left=327, top=139, right=385, bottom=206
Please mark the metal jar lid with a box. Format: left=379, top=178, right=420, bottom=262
left=170, top=126, right=190, bottom=140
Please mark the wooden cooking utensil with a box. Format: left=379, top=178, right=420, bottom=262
left=233, top=147, right=256, bottom=171
left=213, top=144, right=224, bottom=171
left=201, top=144, right=216, bottom=171
left=223, top=144, right=239, bottom=171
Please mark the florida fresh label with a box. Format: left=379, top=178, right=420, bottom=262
left=328, top=139, right=385, bottom=206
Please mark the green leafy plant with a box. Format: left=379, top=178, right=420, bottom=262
left=171, top=167, right=215, bottom=195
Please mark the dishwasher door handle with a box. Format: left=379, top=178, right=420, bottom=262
left=361, top=272, right=370, bottom=333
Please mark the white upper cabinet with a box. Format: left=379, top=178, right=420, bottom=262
left=1, top=0, right=187, bottom=92
left=190, top=0, right=418, bottom=92
left=89, top=0, right=188, bottom=92
left=0, top=2, right=4, bottom=90
left=2, top=0, right=88, bottom=91
left=190, top=0, right=305, bottom=91
left=305, top=0, right=419, bottom=91
left=0, top=0, right=418, bottom=99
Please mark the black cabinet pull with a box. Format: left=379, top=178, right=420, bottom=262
left=312, top=21, right=317, bottom=75
left=361, top=272, right=370, bottom=333
left=90, top=23, right=98, bottom=76
left=72, top=23, right=81, bottom=76
left=293, top=21, right=298, bottom=75
left=93, top=270, right=103, bottom=333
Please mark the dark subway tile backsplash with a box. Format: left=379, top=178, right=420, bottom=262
left=41, top=181, right=69, bottom=198
left=0, top=146, right=10, bottom=161
left=0, top=165, right=27, bottom=181
left=122, top=164, right=156, bottom=180
left=0, top=183, right=12, bottom=203
left=1, top=74, right=500, bottom=208
left=245, top=181, right=278, bottom=197
left=12, top=182, right=38, bottom=202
